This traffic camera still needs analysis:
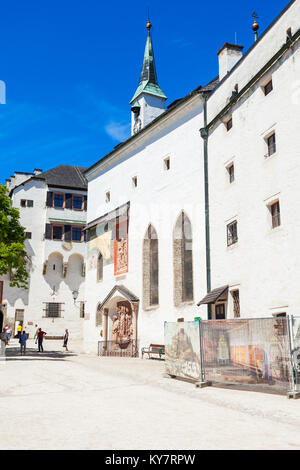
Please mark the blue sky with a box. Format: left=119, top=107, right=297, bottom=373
left=0, top=0, right=289, bottom=183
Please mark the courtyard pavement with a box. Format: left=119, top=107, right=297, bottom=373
left=1, top=338, right=300, bottom=450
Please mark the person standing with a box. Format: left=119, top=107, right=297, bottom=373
left=63, top=329, right=69, bottom=352
left=6, top=325, right=12, bottom=343
left=0, top=328, right=8, bottom=360
left=37, top=328, right=47, bottom=352
left=34, top=325, right=39, bottom=344
left=20, top=331, right=27, bottom=356
left=17, top=323, right=22, bottom=339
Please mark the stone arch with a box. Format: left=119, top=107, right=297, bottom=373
left=96, top=285, right=139, bottom=357
left=173, top=211, right=194, bottom=306
left=44, top=252, right=64, bottom=292
left=64, top=253, right=85, bottom=292
left=143, top=224, right=159, bottom=309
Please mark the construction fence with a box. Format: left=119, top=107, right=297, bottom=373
left=165, top=316, right=300, bottom=394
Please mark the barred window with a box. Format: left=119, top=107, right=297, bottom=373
left=270, top=201, right=281, bottom=228
left=44, top=303, right=63, bottom=318
left=232, top=290, right=240, bottom=318
left=227, top=221, right=238, bottom=246
left=267, top=133, right=276, bottom=157
left=227, top=164, right=235, bottom=184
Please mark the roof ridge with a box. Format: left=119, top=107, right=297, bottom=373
left=74, top=166, right=87, bottom=187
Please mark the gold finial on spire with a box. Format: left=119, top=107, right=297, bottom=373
left=146, top=20, right=152, bottom=32
left=146, top=7, right=152, bottom=33
left=252, top=12, right=259, bottom=42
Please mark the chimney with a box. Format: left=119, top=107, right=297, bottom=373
left=217, top=43, right=244, bottom=81
left=33, top=168, right=43, bottom=175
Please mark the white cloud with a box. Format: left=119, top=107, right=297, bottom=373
left=104, top=121, right=131, bottom=142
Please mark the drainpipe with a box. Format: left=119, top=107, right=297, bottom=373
left=200, top=91, right=212, bottom=320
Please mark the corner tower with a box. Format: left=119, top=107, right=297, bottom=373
left=130, top=20, right=167, bottom=135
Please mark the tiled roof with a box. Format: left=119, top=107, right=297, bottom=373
left=197, top=286, right=228, bottom=306
left=35, top=165, right=88, bottom=190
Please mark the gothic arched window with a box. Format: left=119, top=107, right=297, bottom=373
left=97, top=252, right=103, bottom=282
left=173, top=212, right=194, bottom=306
left=96, top=303, right=103, bottom=327
left=143, top=225, right=159, bottom=308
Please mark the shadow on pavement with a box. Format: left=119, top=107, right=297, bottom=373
left=5, top=346, right=77, bottom=361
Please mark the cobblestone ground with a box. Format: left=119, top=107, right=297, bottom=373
left=1, top=338, right=300, bottom=450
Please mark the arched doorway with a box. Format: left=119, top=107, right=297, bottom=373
left=97, top=285, right=139, bottom=357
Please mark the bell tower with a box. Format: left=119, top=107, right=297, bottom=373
left=130, top=20, right=167, bottom=136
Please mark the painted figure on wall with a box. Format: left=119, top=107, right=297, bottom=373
left=111, top=304, right=133, bottom=348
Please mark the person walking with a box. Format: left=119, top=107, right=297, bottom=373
left=20, top=331, right=27, bottom=356
left=63, top=329, right=69, bottom=352
left=37, top=328, right=47, bottom=352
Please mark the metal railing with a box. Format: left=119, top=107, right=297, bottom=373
left=98, top=340, right=139, bottom=358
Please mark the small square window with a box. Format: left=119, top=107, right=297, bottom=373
left=25, top=232, right=32, bottom=239
left=270, top=201, right=281, bottom=228
left=20, top=200, right=26, bottom=207
left=53, top=194, right=64, bottom=208
left=105, top=191, right=110, bottom=203
left=53, top=226, right=63, bottom=240
left=27, top=200, right=34, bottom=207
left=73, top=196, right=83, bottom=210
left=226, top=117, right=233, bottom=132
left=132, top=176, right=138, bottom=188
left=164, top=157, right=170, bottom=171
left=264, top=79, right=273, bottom=96
left=286, top=28, right=292, bottom=42
left=267, top=133, right=276, bottom=157
left=227, top=164, right=235, bottom=183
left=227, top=221, right=238, bottom=246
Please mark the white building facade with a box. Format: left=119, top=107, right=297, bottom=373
left=83, top=0, right=300, bottom=354
left=0, top=165, right=87, bottom=339
left=204, top=0, right=300, bottom=320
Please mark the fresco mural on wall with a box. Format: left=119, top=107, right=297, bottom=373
left=165, top=321, right=202, bottom=381
left=87, top=204, right=130, bottom=274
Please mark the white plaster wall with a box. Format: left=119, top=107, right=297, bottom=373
left=209, top=0, right=300, bottom=121
left=84, top=99, right=208, bottom=352
left=1, top=180, right=86, bottom=339
left=208, top=34, right=300, bottom=318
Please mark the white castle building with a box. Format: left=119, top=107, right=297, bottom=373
left=0, top=165, right=87, bottom=338
left=82, top=0, right=300, bottom=354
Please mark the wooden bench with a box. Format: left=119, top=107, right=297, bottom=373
left=141, top=344, right=165, bottom=360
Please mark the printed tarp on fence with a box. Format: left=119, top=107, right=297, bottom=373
left=165, top=317, right=294, bottom=392
left=165, top=322, right=202, bottom=381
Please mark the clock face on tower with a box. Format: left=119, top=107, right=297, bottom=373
left=133, top=118, right=142, bottom=135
